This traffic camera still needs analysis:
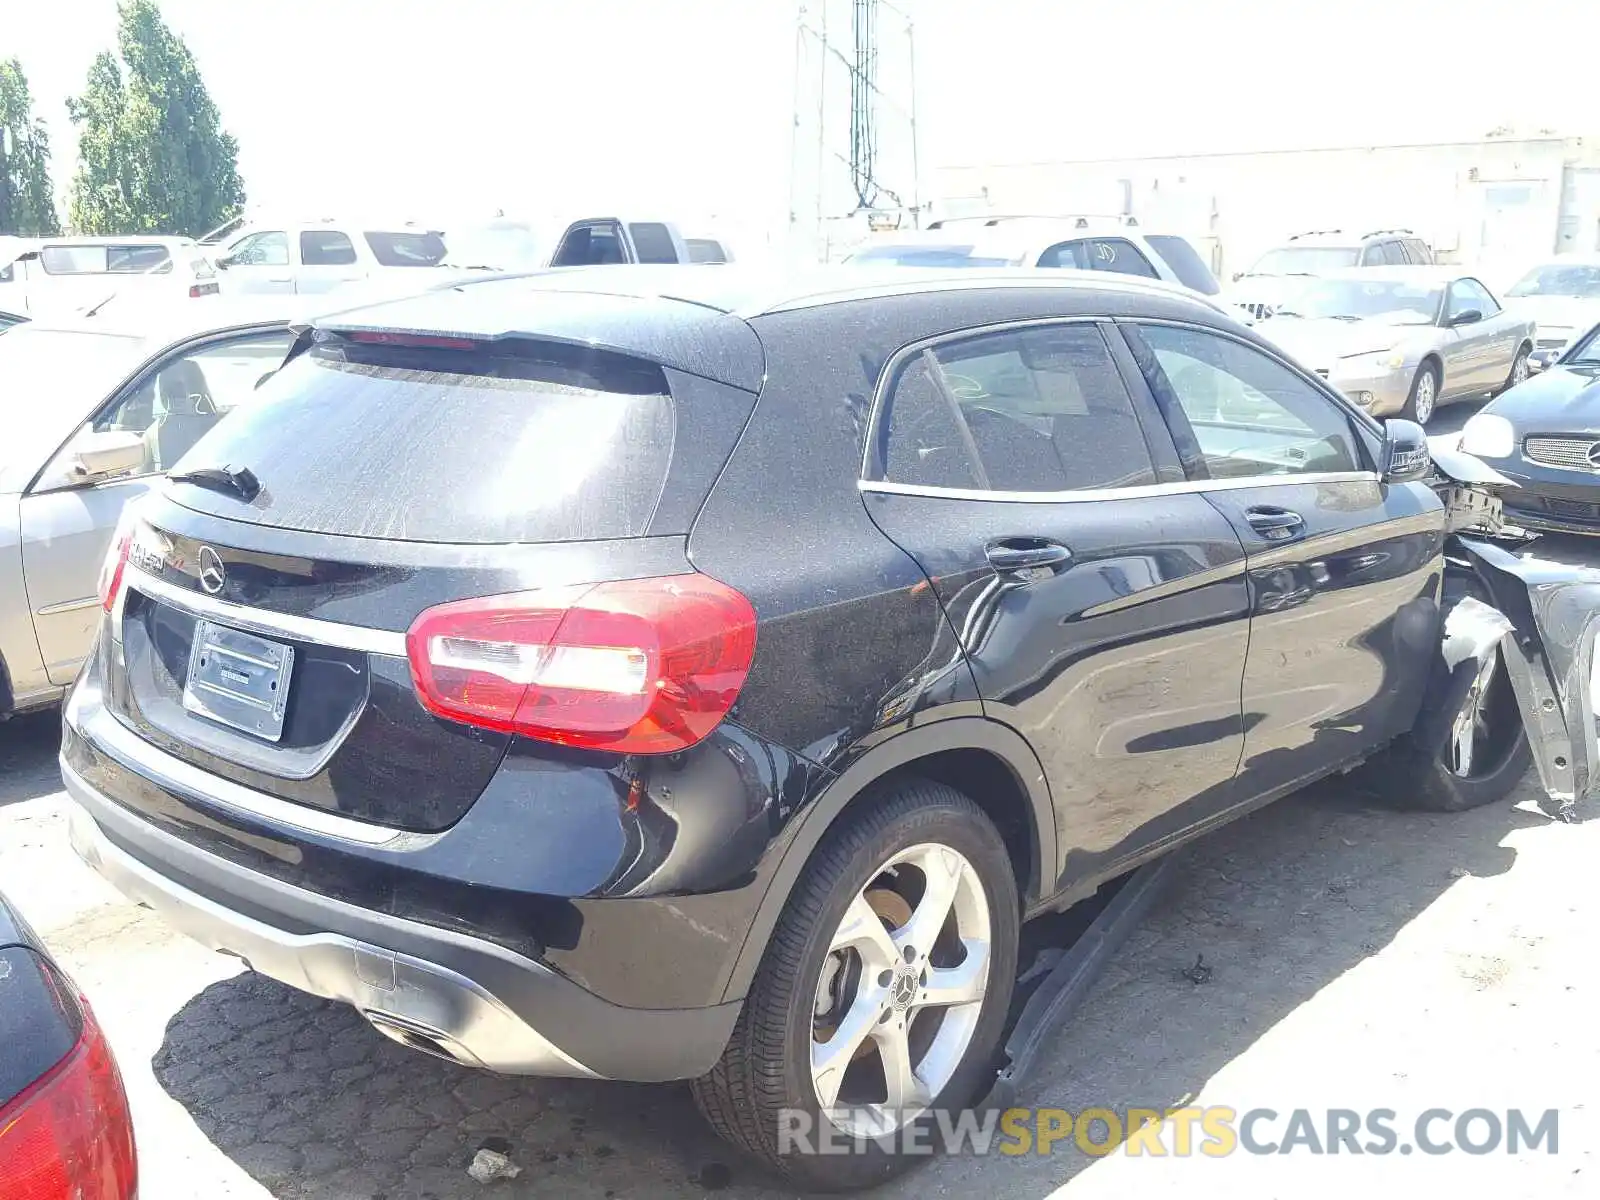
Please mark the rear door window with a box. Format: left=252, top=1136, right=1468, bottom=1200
left=166, top=340, right=695, bottom=543
left=628, top=223, right=680, bottom=264
left=300, top=230, right=359, bottom=266
left=551, top=222, right=628, bottom=266
left=363, top=231, right=447, bottom=267
left=882, top=324, right=1160, bottom=493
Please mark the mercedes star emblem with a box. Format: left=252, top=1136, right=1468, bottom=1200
left=197, top=546, right=226, bottom=595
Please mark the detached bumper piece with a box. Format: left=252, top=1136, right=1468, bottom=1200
left=1457, top=535, right=1600, bottom=821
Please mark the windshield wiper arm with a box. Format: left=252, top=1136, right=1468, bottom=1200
left=168, top=465, right=262, bottom=503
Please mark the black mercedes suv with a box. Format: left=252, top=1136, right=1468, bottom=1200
left=60, top=268, right=1529, bottom=1189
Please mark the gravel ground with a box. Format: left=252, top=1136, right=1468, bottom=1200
left=3, top=705, right=1596, bottom=1200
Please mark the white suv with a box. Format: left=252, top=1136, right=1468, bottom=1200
left=0, top=236, right=220, bottom=317
left=213, top=221, right=449, bottom=296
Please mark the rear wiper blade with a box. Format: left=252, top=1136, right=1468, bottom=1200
left=168, top=465, right=262, bottom=503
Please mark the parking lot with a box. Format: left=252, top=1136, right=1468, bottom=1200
left=5, top=698, right=1596, bottom=1199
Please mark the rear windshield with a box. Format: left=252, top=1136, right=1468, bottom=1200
left=1144, top=235, right=1220, bottom=295
left=165, top=339, right=679, bottom=544
left=40, top=244, right=173, bottom=274
left=363, top=231, right=448, bottom=267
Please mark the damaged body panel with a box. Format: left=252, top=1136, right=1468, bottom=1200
left=1431, top=455, right=1600, bottom=819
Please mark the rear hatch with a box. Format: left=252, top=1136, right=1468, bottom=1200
left=102, top=310, right=760, bottom=832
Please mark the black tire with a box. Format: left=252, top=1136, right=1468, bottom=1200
left=692, top=778, right=1020, bottom=1191
left=1356, top=576, right=1531, bottom=812
left=1499, top=345, right=1532, bottom=394
left=1401, top=361, right=1441, bottom=424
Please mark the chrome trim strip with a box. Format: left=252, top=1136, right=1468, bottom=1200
left=858, top=471, right=1379, bottom=504
left=67, top=676, right=405, bottom=846
left=36, top=596, right=102, bottom=616
left=125, top=564, right=408, bottom=657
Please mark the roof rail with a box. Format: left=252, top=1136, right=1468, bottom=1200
left=1288, top=229, right=1346, bottom=241
left=1359, top=227, right=1415, bottom=239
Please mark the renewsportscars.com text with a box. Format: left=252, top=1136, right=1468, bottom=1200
left=778, top=1105, right=1561, bottom=1157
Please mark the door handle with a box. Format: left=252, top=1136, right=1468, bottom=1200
left=985, top=537, right=1073, bottom=574
left=1244, top=506, right=1306, bottom=541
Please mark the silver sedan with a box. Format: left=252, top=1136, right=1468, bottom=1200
left=1261, top=267, right=1535, bottom=423
left=0, top=300, right=308, bottom=717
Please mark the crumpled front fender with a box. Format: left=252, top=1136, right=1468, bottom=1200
left=1452, top=534, right=1600, bottom=819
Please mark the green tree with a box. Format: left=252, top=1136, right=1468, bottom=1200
left=68, top=0, right=245, bottom=235
left=0, top=59, right=61, bottom=236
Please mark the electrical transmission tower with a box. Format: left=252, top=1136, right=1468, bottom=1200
left=789, top=0, right=920, bottom=262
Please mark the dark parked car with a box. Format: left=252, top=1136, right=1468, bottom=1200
left=1458, top=318, right=1600, bottom=533
left=59, top=268, right=1592, bottom=1189
left=0, top=888, right=137, bottom=1197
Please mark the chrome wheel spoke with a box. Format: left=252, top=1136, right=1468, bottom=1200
left=916, top=937, right=989, bottom=1009
left=812, top=986, right=885, bottom=1109
left=873, top=1019, right=929, bottom=1112
left=830, top=892, right=898, bottom=970
left=894, top=846, right=962, bottom=960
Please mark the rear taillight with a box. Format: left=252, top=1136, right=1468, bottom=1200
left=96, top=520, right=134, bottom=614
left=188, top=281, right=219, bottom=297
left=0, top=979, right=138, bottom=1200
left=406, top=574, right=758, bottom=754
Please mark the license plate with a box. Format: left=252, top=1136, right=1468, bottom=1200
left=182, top=619, right=295, bottom=742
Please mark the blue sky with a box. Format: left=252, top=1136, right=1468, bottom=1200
left=7, top=0, right=1595, bottom=245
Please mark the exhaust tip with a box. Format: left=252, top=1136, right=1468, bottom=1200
left=363, top=1011, right=470, bottom=1065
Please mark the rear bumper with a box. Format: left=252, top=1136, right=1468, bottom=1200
left=63, top=759, right=741, bottom=1081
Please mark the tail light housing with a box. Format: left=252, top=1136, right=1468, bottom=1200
left=0, top=962, right=138, bottom=1200
left=406, top=573, right=758, bottom=754
left=96, top=516, right=135, bottom=614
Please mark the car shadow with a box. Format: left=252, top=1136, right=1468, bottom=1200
left=148, top=766, right=1559, bottom=1200
left=0, top=710, right=64, bottom=810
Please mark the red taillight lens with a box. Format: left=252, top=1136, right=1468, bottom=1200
left=96, top=522, right=134, bottom=614
left=406, top=574, right=758, bottom=754
left=0, top=994, right=138, bottom=1200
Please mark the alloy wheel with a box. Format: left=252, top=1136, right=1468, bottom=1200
left=1414, top=371, right=1436, bottom=423
left=810, top=842, right=991, bottom=1137
left=1446, top=646, right=1520, bottom=780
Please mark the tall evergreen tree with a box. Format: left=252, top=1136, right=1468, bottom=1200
left=0, top=59, right=61, bottom=236
left=68, top=0, right=245, bottom=235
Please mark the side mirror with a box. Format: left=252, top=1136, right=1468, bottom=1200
left=1381, top=418, right=1431, bottom=483
left=214, top=255, right=234, bottom=270
left=1231, top=271, right=1244, bottom=282
left=71, top=430, right=146, bottom=482
left=1447, top=308, right=1483, bottom=327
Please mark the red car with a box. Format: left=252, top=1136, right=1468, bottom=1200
left=0, top=888, right=137, bottom=1199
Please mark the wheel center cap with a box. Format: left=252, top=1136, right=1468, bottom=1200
left=889, top=967, right=918, bottom=1012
